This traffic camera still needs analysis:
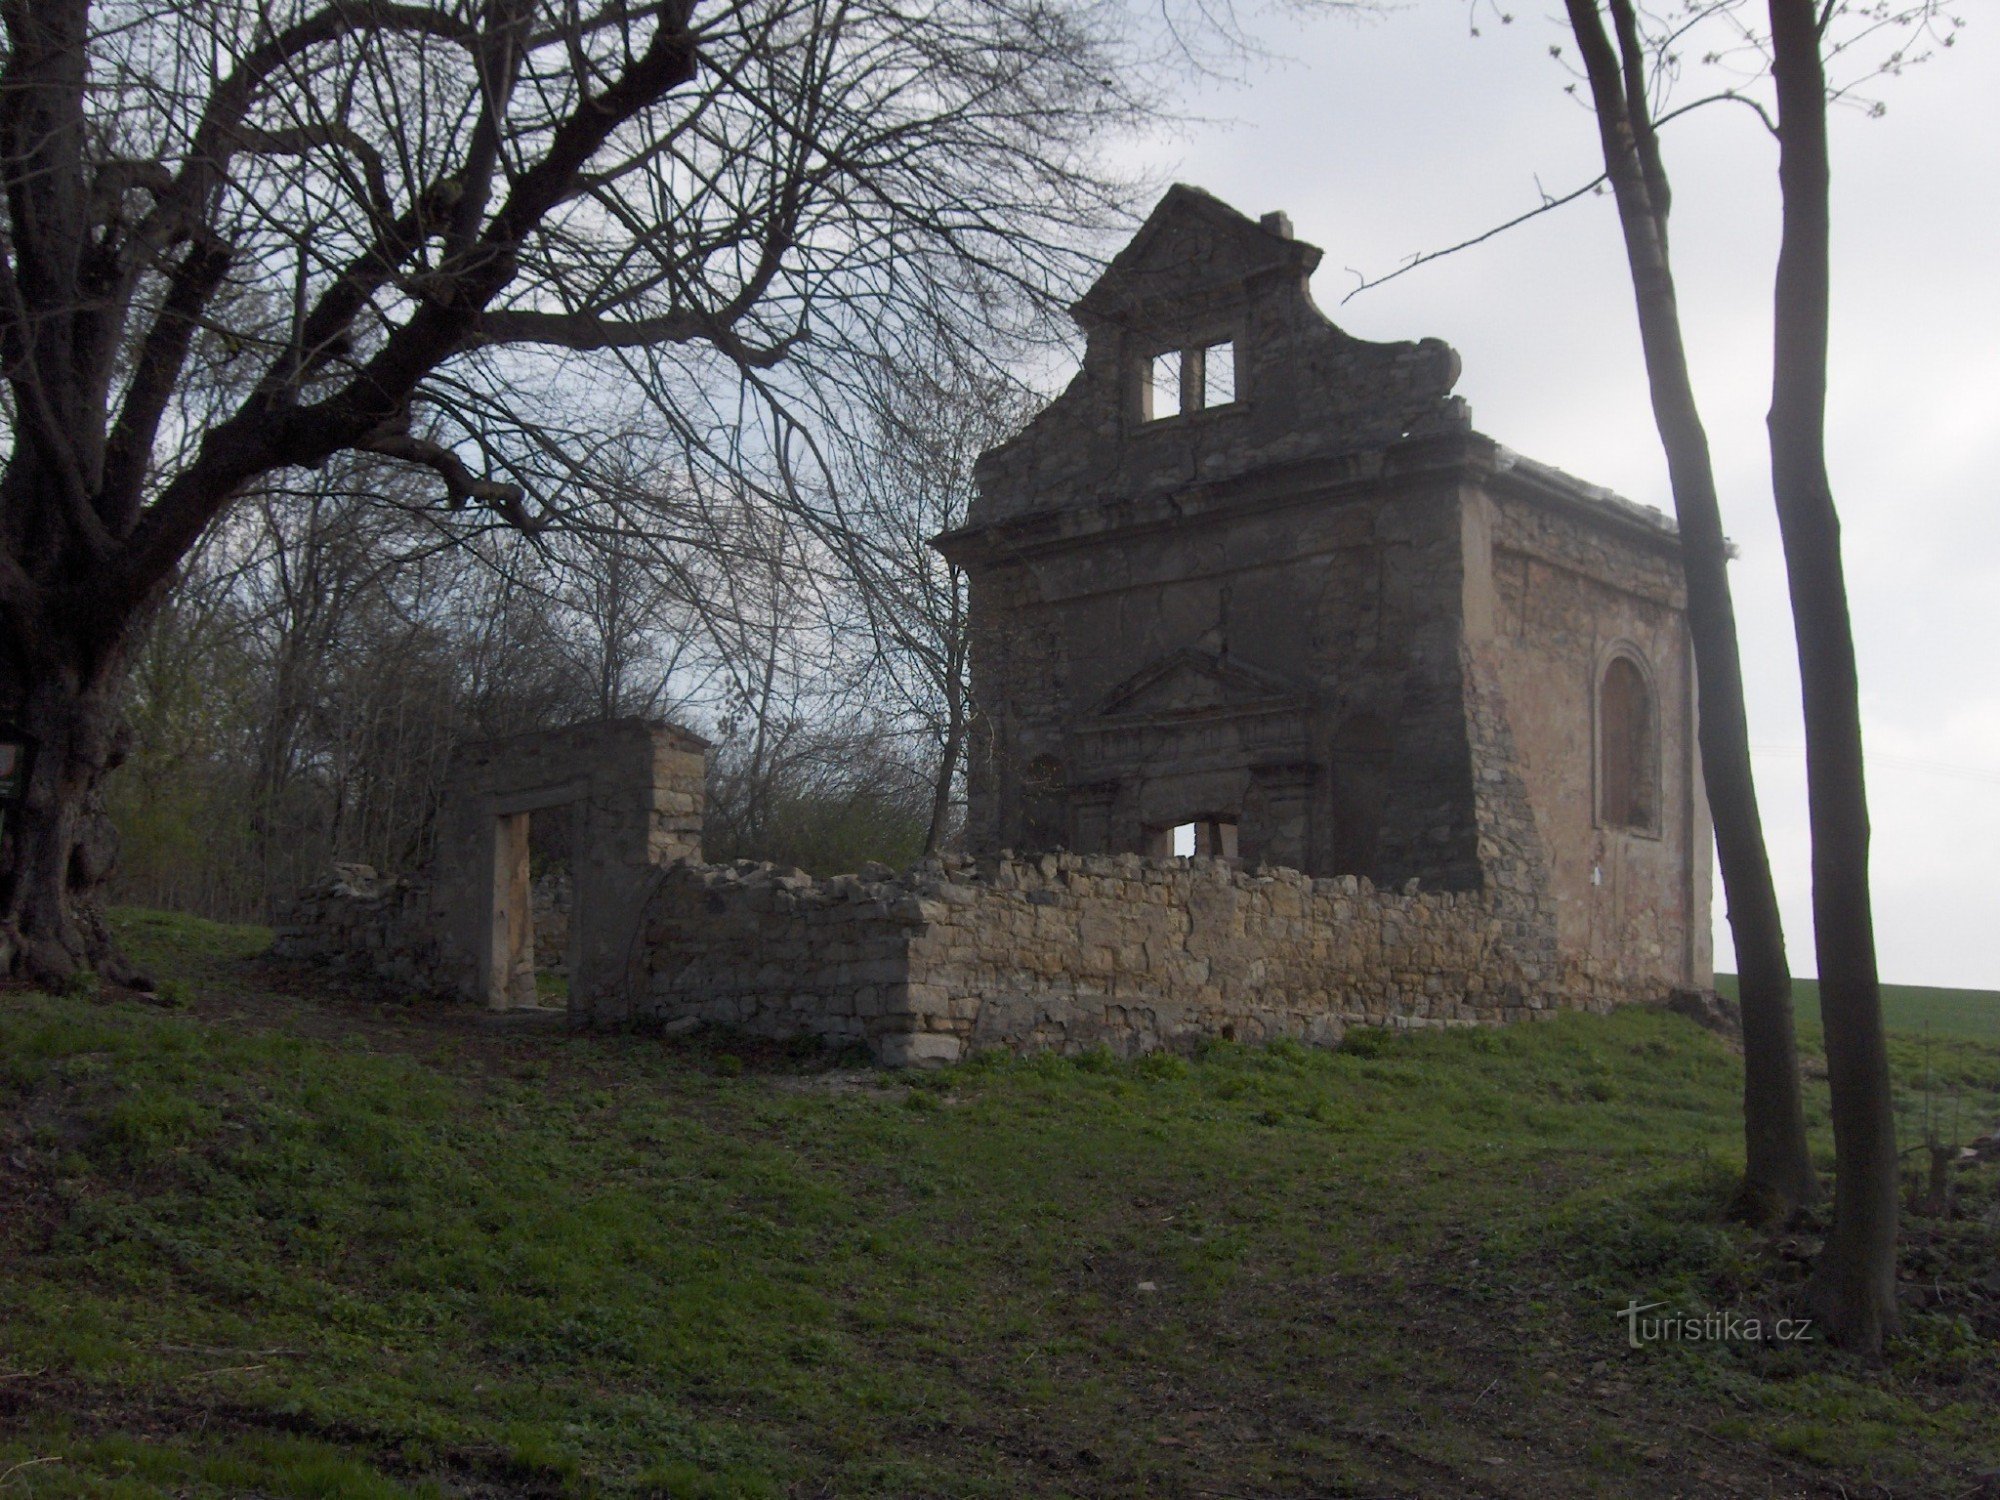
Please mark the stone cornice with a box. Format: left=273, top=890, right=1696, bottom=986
left=937, top=431, right=1687, bottom=571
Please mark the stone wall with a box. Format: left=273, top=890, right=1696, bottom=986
left=636, top=860, right=925, bottom=1056
left=280, top=842, right=1689, bottom=1063
left=275, top=865, right=575, bottom=990
left=635, top=850, right=1665, bottom=1066
left=1481, top=467, right=1713, bottom=993
left=273, top=719, right=707, bottom=1014
left=271, top=865, right=450, bottom=995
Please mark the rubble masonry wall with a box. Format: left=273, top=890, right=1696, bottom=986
left=635, top=850, right=1645, bottom=1065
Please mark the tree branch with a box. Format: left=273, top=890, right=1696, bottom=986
left=258, top=178, right=464, bottom=401
left=357, top=429, right=547, bottom=532
left=0, top=545, right=40, bottom=650
left=524, top=0, right=678, bottom=49
left=89, top=159, right=175, bottom=229
left=1342, top=172, right=1610, bottom=302
left=1655, top=91, right=1780, bottom=139
left=119, top=6, right=698, bottom=606
left=127, top=2, right=478, bottom=269
left=313, top=3, right=700, bottom=428
left=473, top=307, right=800, bottom=366
left=231, top=124, right=394, bottom=222
left=101, top=236, right=236, bottom=534
left=1608, top=0, right=1672, bottom=242
left=0, top=253, right=111, bottom=559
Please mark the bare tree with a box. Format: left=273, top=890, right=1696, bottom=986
left=557, top=540, right=689, bottom=720
left=1556, top=0, right=1815, bottom=1231
left=1765, top=0, right=1900, bottom=1354
left=109, top=457, right=599, bottom=917
left=543, top=472, right=703, bottom=723
left=695, top=494, right=824, bottom=854
left=1547, top=0, right=1942, bottom=1351
left=829, top=353, right=1032, bottom=852
left=0, top=0, right=1171, bottom=982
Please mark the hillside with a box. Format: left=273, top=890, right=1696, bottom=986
left=1, top=911, right=1996, bottom=1498
left=1717, top=972, right=2000, bottom=1042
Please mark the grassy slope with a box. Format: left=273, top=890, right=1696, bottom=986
left=1717, top=971, right=2000, bottom=1043
left=0, top=911, right=1992, bottom=1499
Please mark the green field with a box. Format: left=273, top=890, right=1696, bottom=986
left=0, top=910, right=1994, bottom=1498
left=1718, top=972, right=2000, bottom=1042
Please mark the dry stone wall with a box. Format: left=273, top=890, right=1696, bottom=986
left=635, top=850, right=1663, bottom=1065
left=273, top=866, right=572, bottom=990
left=271, top=865, right=451, bottom=996
left=279, top=843, right=1687, bottom=1064
left=637, top=859, right=926, bottom=1057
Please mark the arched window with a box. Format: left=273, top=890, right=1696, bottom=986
left=1598, top=655, right=1656, bottom=831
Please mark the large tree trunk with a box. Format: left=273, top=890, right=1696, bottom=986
left=1767, top=0, right=1899, bottom=1354
left=0, top=642, right=147, bottom=987
left=1566, top=0, right=1817, bottom=1221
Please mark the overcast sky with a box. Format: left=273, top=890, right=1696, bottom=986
left=1112, top=5, right=2000, bottom=989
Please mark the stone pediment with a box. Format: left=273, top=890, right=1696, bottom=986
left=1072, top=183, right=1318, bottom=324
left=1091, top=649, right=1304, bottom=722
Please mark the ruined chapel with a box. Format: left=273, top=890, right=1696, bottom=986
left=278, top=186, right=1712, bottom=1062
left=938, top=184, right=1711, bottom=998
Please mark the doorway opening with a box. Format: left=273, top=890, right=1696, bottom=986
left=527, top=806, right=573, bottom=1004
left=485, top=790, right=584, bottom=1011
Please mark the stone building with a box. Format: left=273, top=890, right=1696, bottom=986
left=936, top=185, right=1711, bottom=1001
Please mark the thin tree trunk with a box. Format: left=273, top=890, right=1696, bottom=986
left=925, top=703, right=966, bottom=854
left=1565, top=0, right=1816, bottom=1219
left=1766, top=0, right=1899, bottom=1353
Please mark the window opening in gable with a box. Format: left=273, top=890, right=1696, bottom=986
left=1200, top=340, right=1236, bottom=407
left=1143, top=342, right=1240, bottom=423
left=1147, top=352, right=1182, bottom=421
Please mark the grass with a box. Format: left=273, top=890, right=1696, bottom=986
left=0, top=910, right=1993, bottom=1498
left=1718, top=971, right=2000, bottom=1042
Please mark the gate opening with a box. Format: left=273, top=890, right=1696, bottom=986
left=485, top=793, right=583, bottom=1011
